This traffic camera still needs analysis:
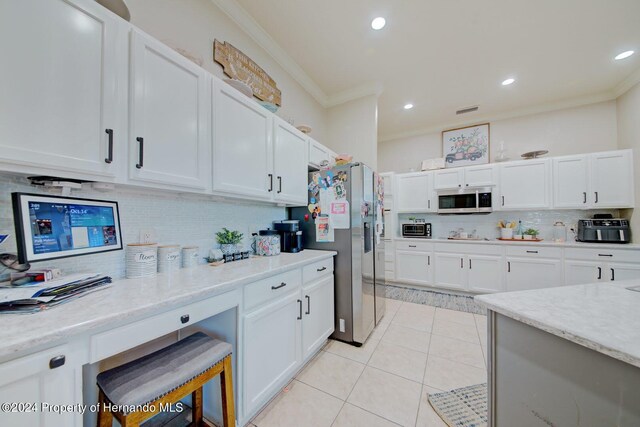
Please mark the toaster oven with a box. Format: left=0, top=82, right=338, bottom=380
left=402, top=223, right=432, bottom=238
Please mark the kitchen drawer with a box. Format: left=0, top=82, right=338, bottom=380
left=302, top=258, right=334, bottom=283
left=90, top=294, right=226, bottom=363
left=434, top=242, right=502, bottom=256
left=245, top=269, right=302, bottom=311
left=396, top=240, right=433, bottom=251
left=505, top=246, right=562, bottom=258
left=565, top=247, right=640, bottom=263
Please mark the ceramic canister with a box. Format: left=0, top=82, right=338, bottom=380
left=158, top=245, right=181, bottom=273
left=126, top=243, right=158, bottom=278
left=253, top=230, right=281, bottom=256
left=182, top=246, right=199, bottom=268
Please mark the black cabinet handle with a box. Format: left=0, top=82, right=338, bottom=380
left=460, top=258, right=464, bottom=268
left=428, top=200, right=431, bottom=209
left=502, top=196, right=505, bottom=206
left=271, top=282, right=286, bottom=290
left=594, top=191, right=598, bottom=203
left=597, top=267, right=602, bottom=280
left=427, top=255, right=430, bottom=266
left=598, top=254, right=613, bottom=257
left=526, top=250, right=538, bottom=254
left=268, top=174, right=273, bottom=192
left=105, top=129, right=113, bottom=164
left=469, top=259, right=472, bottom=269
left=49, top=355, right=65, bottom=369
left=297, top=299, right=302, bottom=320
left=458, top=184, right=461, bottom=188
left=583, top=192, right=587, bottom=204
left=277, top=176, right=282, bottom=193
left=135, top=137, right=144, bottom=169
left=181, top=314, right=190, bottom=324
left=466, top=183, right=469, bottom=186
left=409, top=245, right=417, bottom=248
left=316, top=266, right=327, bottom=272
left=507, top=261, right=511, bottom=272
left=611, top=268, right=615, bottom=281
left=305, top=295, right=310, bottom=315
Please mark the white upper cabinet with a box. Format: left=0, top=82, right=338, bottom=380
left=498, top=159, right=551, bottom=210
left=0, top=0, right=127, bottom=180
left=434, top=164, right=495, bottom=190
left=212, top=77, right=273, bottom=200
left=553, top=150, right=634, bottom=209
left=590, top=150, right=634, bottom=208
left=308, top=138, right=336, bottom=169
left=273, top=118, right=308, bottom=205
left=128, top=30, right=210, bottom=191
left=396, top=172, right=436, bottom=212
left=380, top=172, right=395, bottom=197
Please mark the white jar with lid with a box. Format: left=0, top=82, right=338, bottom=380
left=553, top=221, right=566, bottom=242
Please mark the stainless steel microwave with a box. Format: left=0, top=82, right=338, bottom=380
left=437, top=187, right=492, bottom=214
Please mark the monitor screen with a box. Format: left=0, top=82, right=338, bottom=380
left=12, top=193, right=123, bottom=263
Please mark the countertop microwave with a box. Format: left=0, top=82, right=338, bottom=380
left=437, top=187, right=492, bottom=214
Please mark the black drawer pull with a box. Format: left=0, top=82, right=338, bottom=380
left=271, top=282, right=286, bottom=290
left=105, top=129, right=113, bottom=163
left=49, top=355, right=65, bottom=369
left=409, top=245, right=417, bottom=248
left=526, top=250, right=538, bottom=254
left=597, top=266, right=602, bottom=280
left=507, top=261, right=511, bottom=272
left=611, top=268, right=615, bottom=281
left=135, top=137, right=144, bottom=169
left=598, top=254, right=613, bottom=257
left=316, top=267, right=327, bottom=272
left=305, top=295, right=310, bottom=315
left=180, top=314, right=190, bottom=324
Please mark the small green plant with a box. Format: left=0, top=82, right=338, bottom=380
left=216, top=228, right=244, bottom=245
left=524, top=228, right=539, bottom=236
left=408, top=217, right=416, bottom=223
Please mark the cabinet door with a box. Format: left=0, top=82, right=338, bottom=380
left=553, top=155, right=589, bottom=208
left=395, top=250, right=432, bottom=285
left=468, top=254, right=503, bottom=293
left=396, top=173, right=435, bottom=212
left=499, top=160, right=550, bottom=209
left=434, top=253, right=466, bottom=290
left=434, top=169, right=463, bottom=190
left=608, top=263, right=640, bottom=282
left=308, top=138, right=329, bottom=168
left=302, top=276, right=335, bottom=360
left=129, top=30, right=210, bottom=190
left=564, top=260, right=602, bottom=285
left=0, top=345, right=82, bottom=427
left=506, top=257, right=562, bottom=291
left=273, top=118, right=308, bottom=205
left=590, top=150, right=634, bottom=208
left=0, top=0, right=125, bottom=179
left=213, top=78, right=272, bottom=200
left=243, top=292, right=301, bottom=415
left=464, top=164, right=495, bottom=187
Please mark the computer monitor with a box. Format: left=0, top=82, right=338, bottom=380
left=12, top=193, right=123, bottom=263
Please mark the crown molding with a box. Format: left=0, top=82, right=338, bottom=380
left=210, top=0, right=329, bottom=106
left=613, top=66, right=640, bottom=98
left=379, top=90, right=616, bottom=143
left=325, top=82, right=384, bottom=107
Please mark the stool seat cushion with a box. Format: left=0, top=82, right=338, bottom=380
left=97, top=332, right=231, bottom=412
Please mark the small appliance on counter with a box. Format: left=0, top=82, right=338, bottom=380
left=402, top=223, right=432, bottom=238
left=577, top=218, right=631, bottom=243
left=273, top=220, right=303, bottom=253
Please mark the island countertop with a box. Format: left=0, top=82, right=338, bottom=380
left=475, top=279, right=640, bottom=368
left=0, top=250, right=336, bottom=360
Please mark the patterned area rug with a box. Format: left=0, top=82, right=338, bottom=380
left=428, top=383, right=488, bottom=427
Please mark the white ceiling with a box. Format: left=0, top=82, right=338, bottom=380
left=229, top=0, right=640, bottom=141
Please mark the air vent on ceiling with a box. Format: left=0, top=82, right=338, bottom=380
left=456, top=105, right=479, bottom=115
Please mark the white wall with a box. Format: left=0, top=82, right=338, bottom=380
left=126, top=0, right=328, bottom=141
left=326, top=95, right=378, bottom=169
left=617, top=81, right=640, bottom=235
left=378, top=100, right=618, bottom=172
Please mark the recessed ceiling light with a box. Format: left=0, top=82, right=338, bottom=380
left=502, top=78, right=515, bottom=86
left=615, top=50, right=635, bottom=60
left=404, top=103, right=414, bottom=110
left=371, top=17, right=386, bottom=30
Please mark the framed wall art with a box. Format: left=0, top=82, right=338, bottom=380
left=442, top=123, right=490, bottom=168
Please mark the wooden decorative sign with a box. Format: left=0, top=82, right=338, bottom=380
left=214, top=40, right=282, bottom=106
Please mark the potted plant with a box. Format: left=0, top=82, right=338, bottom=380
left=216, top=228, right=244, bottom=255
left=523, top=228, right=539, bottom=240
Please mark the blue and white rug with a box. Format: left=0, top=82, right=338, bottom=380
left=428, top=383, right=488, bottom=427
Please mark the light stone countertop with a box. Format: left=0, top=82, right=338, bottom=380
left=0, top=250, right=336, bottom=360
left=475, top=280, right=640, bottom=368
left=395, top=237, right=640, bottom=250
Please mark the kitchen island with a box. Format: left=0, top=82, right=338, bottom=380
left=476, top=280, right=640, bottom=426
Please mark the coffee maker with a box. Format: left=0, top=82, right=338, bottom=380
left=273, top=220, right=303, bottom=253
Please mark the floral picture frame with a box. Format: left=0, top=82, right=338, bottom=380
left=442, top=123, right=490, bottom=168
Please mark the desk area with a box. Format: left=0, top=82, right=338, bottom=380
left=0, top=250, right=336, bottom=427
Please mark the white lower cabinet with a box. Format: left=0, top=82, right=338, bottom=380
left=505, top=257, right=562, bottom=291
left=434, top=253, right=466, bottom=290
left=0, top=344, right=83, bottom=427
left=395, top=250, right=432, bottom=285
left=301, top=276, right=335, bottom=360
left=467, top=254, right=504, bottom=293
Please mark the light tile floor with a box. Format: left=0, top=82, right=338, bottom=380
left=249, top=299, right=488, bottom=427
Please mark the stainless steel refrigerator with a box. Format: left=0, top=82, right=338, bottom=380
left=290, top=163, right=385, bottom=346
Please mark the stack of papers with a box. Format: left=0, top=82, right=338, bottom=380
left=0, top=273, right=112, bottom=314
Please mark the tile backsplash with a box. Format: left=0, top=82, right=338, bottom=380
left=396, top=209, right=620, bottom=241
left=0, top=176, right=285, bottom=281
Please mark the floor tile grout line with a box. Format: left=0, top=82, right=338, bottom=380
left=342, top=400, right=405, bottom=427
left=415, top=383, right=425, bottom=427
